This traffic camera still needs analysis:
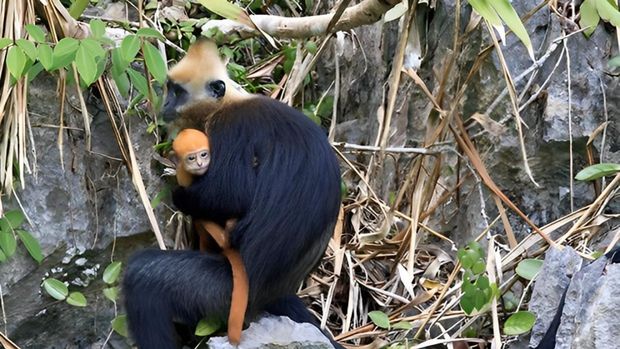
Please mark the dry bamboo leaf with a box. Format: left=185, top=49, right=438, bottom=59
left=397, top=263, right=415, bottom=298
left=0, top=331, right=20, bottom=349
left=246, top=55, right=284, bottom=79
left=469, top=112, right=506, bottom=137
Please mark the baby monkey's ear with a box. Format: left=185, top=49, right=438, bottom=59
left=167, top=150, right=180, bottom=167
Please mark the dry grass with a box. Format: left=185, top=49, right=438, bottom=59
left=290, top=3, right=620, bottom=347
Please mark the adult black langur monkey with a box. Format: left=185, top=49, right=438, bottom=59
left=122, top=40, right=343, bottom=348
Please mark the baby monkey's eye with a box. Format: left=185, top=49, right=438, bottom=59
left=200, top=152, right=209, bottom=158
left=188, top=155, right=196, bottom=161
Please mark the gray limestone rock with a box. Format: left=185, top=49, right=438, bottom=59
left=528, top=246, right=582, bottom=347
left=208, top=315, right=334, bottom=349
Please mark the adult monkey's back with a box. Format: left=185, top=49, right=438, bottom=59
left=122, top=40, right=342, bottom=348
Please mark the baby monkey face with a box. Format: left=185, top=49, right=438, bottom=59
left=183, top=148, right=210, bottom=175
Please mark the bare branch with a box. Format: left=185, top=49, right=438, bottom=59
left=202, top=0, right=400, bottom=40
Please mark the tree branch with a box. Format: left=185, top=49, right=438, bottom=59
left=202, top=0, right=401, bottom=40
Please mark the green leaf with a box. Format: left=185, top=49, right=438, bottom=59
left=0, top=249, right=6, bottom=262
left=305, top=41, right=318, bottom=55
left=0, top=232, right=17, bottom=257
left=392, top=321, right=413, bottom=330
left=609, top=55, right=620, bottom=68
left=27, top=63, right=44, bottom=83
left=127, top=68, right=150, bottom=97
left=111, top=48, right=130, bottom=76
left=7, top=46, right=27, bottom=79
left=4, top=210, right=25, bottom=228
left=26, top=24, right=46, bottom=43
left=80, top=38, right=106, bottom=60
left=69, top=0, right=89, bottom=19
left=112, top=315, right=129, bottom=337
left=0, top=38, right=12, bottom=50
left=472, top=260, right=486, bottom=275
left=460, top=292, right=476, bottom=315
left=16, top=229, right=43, bottom=263
left=195, top=317, right=222, bottom=336
left=52, top=37, right=79, bottom=70
left=504, top=311, right=536, bottom=335
left=103, top=261, right=122, bottom=284
left=489, top=0, right=534, bottom=59
left=75, top=44, right=98, bottom=86
left=368, top=310, right=390, bottom=329
left=112, top=70, right=130, bottom=98
left=38, top=44, right=54, bottom=71
left=43, top=278, right=69, bottom=300
left=151, top=186, right=171, bottom=208
left=143, top=41, right=167, bottom=84
left=120, top=35, right=140, bottom=63
left=575, top=163, right=620, bottom=181
left=67, top=292, right=87, bottom=307
left=580, top=0, right=600, bottom=37
left=136, top=27, right=165, bottom=40
left=516, top=259, right=543, bottom=280
left=195, top=0, right=249, bottom=24
left=103, top=286, right=119, bottom=302
left=469, top=0, right=503, bottom=26
left=596, top=0, right=620, bottom=28
left=90, top=19, right=106, bottom=39
left=16, top=39, right=37, bottom=60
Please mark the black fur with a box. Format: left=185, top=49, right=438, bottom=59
left=123, top=96, right=341, bottom=347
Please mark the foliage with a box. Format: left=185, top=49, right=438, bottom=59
left=515, top=259, right=543, bottom=280
left=468, top=0, right=534, bottom=59
left=457, top=241, right=499, bottom=315
left=580, top=0, right=620, bottom=37
left=42, top=277, right=88, bottom=307
left=195, top=317, right=223, bottom=336
left=504, top=311, right=536, bottom=335
left=1, top=19, right=168, bottom=121
left=0, top=209, right=42, bottom=263
left=575, top=163, right=620, bottom=181
left=368, top=310, right=390, bottom=329
left=112, top=314, right=129, bottom=337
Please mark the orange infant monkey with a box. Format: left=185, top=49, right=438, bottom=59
left=171, top=128, right=249, bottom=344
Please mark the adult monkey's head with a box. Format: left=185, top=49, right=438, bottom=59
left=162, top=40, right=249, bottom=121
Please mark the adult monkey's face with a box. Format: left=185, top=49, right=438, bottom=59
left=161, top=40, right=230, bottom=121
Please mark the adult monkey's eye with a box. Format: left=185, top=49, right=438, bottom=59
left=208, top=80, right=226, bottom=98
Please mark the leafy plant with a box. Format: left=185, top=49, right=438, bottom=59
left=101, top=261, right=127, bottom=337
left=468, top=0, right=534, bottom=59
left=368, top=310, right=390, bottom=329
left=457, top=241, right=499, bottom=315
left=515, top=259, right=543, bottom=280
left=1, top=20, right=168, bottom=115
left=42, top=277, right=87, bottom=307
left=195, top=317, right=223, bottom=336
left=504, top=311, right=536, bottom=335
left=580, top=0, right=620, bottom=37
left=0, top=209, right=42, bottom=263
left=575, top=163, right=620, bottom=181
left=112, top=314, right=129, bottom=337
